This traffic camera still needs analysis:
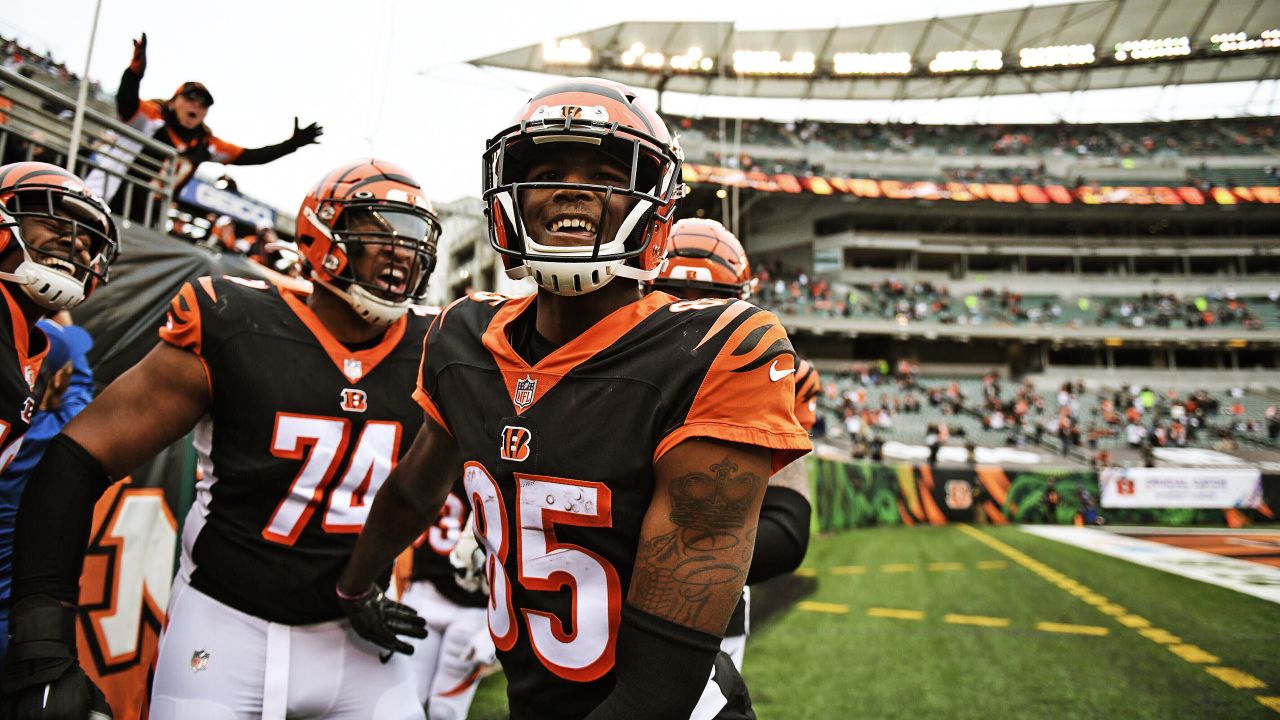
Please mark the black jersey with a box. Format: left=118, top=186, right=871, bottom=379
left=409, top=482, right=487, bottom=608
left=158, top=276, right=432, bottom=624
left=415, top=291, right=810, bottom=720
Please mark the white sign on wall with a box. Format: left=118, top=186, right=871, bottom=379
left=1099, top=467, right=1262, bottom=509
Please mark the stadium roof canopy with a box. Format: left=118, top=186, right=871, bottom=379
left=468, top=0, right=1280, bottom=101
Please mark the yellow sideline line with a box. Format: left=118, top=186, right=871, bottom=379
left=796, top=601, right=850, bottom=614
left=1036, top=622, right=1109, bottom=637
left=956, top=525, right=1276, bottom=713
left=945, top=614, right=1011, bottom=628
left=881, top=563, right=918, bottom=573
left=867, top=607, right=925, bottom=620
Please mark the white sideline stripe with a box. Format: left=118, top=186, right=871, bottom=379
left=1021, top=525, right=1280, bottom=605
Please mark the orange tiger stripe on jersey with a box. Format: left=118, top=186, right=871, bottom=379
left=656, top=308, right=810, bottom=473
left=157, top=282, right=204, bottom=355
left=693, top=298, right=753, bottom=351
left=793, top=359, right=820, bottom=433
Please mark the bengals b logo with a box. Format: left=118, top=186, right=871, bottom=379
left=340, top=388, right=368, bottom=413
left=500, top=426, right=531, bottom=463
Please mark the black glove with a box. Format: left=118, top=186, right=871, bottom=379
left=1, top=595, right=112, bottom=719
left=128, top=33, right=146, bottom=74
left=336, top=584, right=427, bottom=656
left=289, top=117, right=323, bottom=149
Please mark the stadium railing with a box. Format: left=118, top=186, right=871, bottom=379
left=0, top=66, right=177, bottom=232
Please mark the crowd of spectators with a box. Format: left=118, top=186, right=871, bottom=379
left=668, top=114, right=1280, bottom=160
left=815, top=361, right=1280, bottom=464
left=667, top=113, right=1280, bottom=188
left=753, top=269, right=1277, bottom=331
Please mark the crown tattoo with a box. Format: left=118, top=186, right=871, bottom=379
left=669, top=458, right=757, bottom=530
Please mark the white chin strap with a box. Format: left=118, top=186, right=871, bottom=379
left=0, top=258, right=86, bottom=311
left=314, top=275, right=409, bottom=326
left=498, top=191, right=659, bottom=297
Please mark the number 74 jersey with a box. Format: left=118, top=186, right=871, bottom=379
left=414, top=292, right=811, bottom=719
left=158, top=276, right=433, bottom=625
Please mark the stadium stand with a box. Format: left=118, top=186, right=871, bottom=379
left=667, top=114, right=1280, bottom=188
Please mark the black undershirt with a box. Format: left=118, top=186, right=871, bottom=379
left=341, top=329, right=387, bottom=353
left=505, top=302, right=559, bottom=366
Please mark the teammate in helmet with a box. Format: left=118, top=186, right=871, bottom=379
left=338, top=78, right=811, bottom=720
left=2, top=160, right=438, bottom=719
left=0, top=162, right=119, bottom=716
left=648, top=218, right=819, bottom=671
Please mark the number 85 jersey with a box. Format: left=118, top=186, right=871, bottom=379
left=159, top=276, right=433, bottom=625
left=414, top=292, right=811, bottom=719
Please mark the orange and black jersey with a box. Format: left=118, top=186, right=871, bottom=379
left=158, top=276, right=433, bottom=625
left=0, top=284, right=48, bottom=586
left=415, top=291, right=810, bottom=720
left=0, top=285, right=47, bottom=462
left=793, top=358, right=821, bottom=433
left=409, top=482, right=486, bottom=609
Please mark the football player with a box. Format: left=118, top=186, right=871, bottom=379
left=3, top=159, right=439, bottom=719
left=0, top=162, right=119, bottom=685
left=337, top=78, right=812, bottom=720
left=647, top=218, right=819, bottom=671
left=398, top=494, right=492, bottom=718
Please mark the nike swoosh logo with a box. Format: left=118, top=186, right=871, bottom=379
left=379, top=651, right=393, bottom=664
left=768, top=359, right=796, bottom=382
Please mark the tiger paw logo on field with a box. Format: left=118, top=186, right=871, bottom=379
left=513, top=375, right=537, bottom=410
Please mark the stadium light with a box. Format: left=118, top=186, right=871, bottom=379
left=1019, top=44, right=1095, bottom=68
left=733, top=50, right=816, bottom=75
left=620, top=42, right=666, bottom=69
left=671, top=47, right=713, bottom=72
left=928, top=49, right=1003, bottom=73
left=542, top=38, right=592, bottom=65
left=832, top=52, right=912, bottom=75
left=1113, top=37, right=1190, bottom=61
left=1211, top=30, right=1280, bottom=52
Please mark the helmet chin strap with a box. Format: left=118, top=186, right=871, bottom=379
left=311, top=273, right=408, bottom=326
left=0, top=254, right=86, bottom=311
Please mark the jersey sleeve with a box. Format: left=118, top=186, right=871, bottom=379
left=157, top=276, right=221, bottom=355
left=792, top=359, right=821, bottom=433
left=412, top=297, right=468, bottom=436
left=655, top=308, right=812, bottom=474
left=207, top=134, right=244, bottom=164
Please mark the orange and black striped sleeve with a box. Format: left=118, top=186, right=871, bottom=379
left=792, top=358, right=820, bottom=434
left=157, top=276, right=220, bottom=356
left=656, top=307, right=811, bottom=474
left=413, top=296, right=469, bottom=436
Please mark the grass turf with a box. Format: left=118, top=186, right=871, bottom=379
left=464, top=525, right=1280, bottom=719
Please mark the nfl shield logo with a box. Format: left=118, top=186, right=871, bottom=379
left=191, top=649, right=210, bottom=673
left=513, top=375, right=537, bottom=410
left=343, top=358, right=363, bottom=382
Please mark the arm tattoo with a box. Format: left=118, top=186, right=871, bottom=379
left=631, top=457, right=762, bottom=629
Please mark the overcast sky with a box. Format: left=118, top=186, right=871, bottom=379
left=4, top=0, right=1277, bottom=213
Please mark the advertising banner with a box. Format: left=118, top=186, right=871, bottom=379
left=1100, top=467, right=1263, bottom=509
left=177, top=177, right=277, bottom=228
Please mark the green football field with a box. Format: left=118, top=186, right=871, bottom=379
left=465, top=525, right=1280, bottom=719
